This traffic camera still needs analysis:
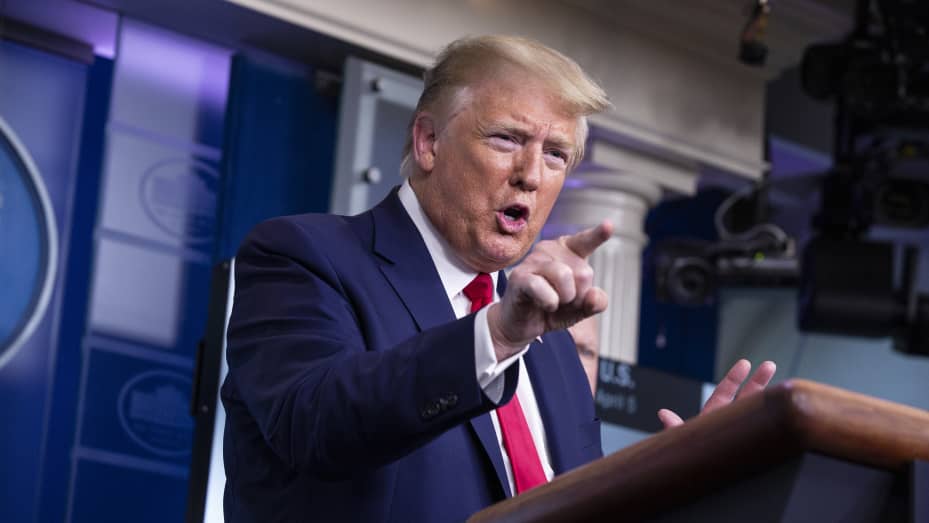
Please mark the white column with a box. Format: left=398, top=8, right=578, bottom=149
left=546, top=171, right=661, bottom=363
left=546, top=132, right=708, bottom=363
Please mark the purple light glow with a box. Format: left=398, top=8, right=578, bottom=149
left=114, top=18, right=231, bottom=121
left=2, top=0, right=119, bottom=58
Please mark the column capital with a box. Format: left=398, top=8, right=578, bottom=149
left=566, top=168, right=663, bottom=206
left=580, top=125, right=716, bottom=197
left=547, top=170, right=661, bottom=247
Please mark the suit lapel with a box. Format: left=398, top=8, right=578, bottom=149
left=469, top=412, right=512, bottom=498
left=371, top=190, right=511, bottom=497
left=371, top=190, right=455, bottom=331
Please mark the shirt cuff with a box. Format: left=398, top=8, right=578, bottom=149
left=474, top=306, right=530, bottom=404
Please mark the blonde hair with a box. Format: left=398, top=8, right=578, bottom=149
left=401, top=35, right=610, bottom=175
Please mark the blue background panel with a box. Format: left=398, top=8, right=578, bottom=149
left=0, top=135, right=43, bottom=344
left=69, top=458, right=187, bottom=523
left=0, top=314, right=53, bottom=523
left=87, top=237, right=213, bottom=354
left=0, top=39, right=88, bottom=523
left=79, top=346, right=193, bottom=465
left=38, top=56, right=114, bottom=523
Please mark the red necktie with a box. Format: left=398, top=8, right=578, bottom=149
left=463, top=273, right=547, bottom=494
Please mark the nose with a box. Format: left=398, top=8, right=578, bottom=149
left=510, top=145, right=542, bottom=192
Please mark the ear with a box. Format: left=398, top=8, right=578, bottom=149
left=411, top=112, right=438, bottom=173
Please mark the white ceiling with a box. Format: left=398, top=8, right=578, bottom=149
left=2, top=0, right=856, bottom=76
left=562, top=0, right=854, bottom=74
left=0, top=0, right=420, bottom=74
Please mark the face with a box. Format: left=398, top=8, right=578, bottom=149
left=411, top=73, right=578, bottom=273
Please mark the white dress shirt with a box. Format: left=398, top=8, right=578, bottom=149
left=398, top=181, right=554, bottom=495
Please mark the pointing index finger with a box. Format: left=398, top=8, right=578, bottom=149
left=562, top=221, right=613, bottom=259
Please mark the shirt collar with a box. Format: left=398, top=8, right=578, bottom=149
left=398, top=180, right=499, bottom=301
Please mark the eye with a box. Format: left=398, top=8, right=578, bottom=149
left=487, top=133, right=519, bottom=150
left=545, top=149, right=569, bottom=163
left=490, top=133, right=517, bottom=143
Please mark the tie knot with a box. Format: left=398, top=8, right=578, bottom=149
left=463, top=273, right=494, bottom=313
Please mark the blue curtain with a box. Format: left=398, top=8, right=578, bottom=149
left=215, top=53, right=339, bottom=261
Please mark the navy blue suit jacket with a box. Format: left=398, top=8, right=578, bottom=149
left=221, top=190, right=602, bottom=522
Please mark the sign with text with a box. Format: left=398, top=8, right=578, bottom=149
left=596, top=360, right=704, bottom=433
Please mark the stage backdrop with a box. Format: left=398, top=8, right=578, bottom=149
left=0, top=39, right=89, bottom=523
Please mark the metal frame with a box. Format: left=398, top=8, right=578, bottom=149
left=328, top=56, right=421, bottom=216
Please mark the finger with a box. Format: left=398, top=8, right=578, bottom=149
left=658, top=409, right=684, bottom=429
left=534, top=244, right=593, bottom=307
left=517, top=273, right=560, bottom=312
left=570, top=262, right=595, bottom=308
left=535, top=260, right=577, bottom=304
left=548, top=289, right=606, bottom=332
left=737, top=360, right=776, bottom=399
left=562, top=220, right=613, bottom=259
left=702, top=359, right=751, bottom=413
left=579, top=287, right=608, bottom=316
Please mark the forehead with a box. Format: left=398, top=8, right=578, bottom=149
left=464, top=74, right=578, bottom=142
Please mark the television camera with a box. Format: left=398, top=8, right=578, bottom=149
left=655, top=0, right=929, bottom=356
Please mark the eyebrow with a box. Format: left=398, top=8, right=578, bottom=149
left=543, top=134, right=575, bottom=155
left=479, top=120, right=575, bottom=155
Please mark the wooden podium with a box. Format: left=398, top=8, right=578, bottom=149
left=469, top=379, right=929, bottom=523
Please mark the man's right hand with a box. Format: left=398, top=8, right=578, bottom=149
left=487, top=221, right=613, bottom=361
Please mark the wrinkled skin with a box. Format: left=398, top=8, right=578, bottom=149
left=409, top=69, right=775, bottom=420
left=410, top=71, right=609, bottom=359
left=411, top=73, right=577, bottom=273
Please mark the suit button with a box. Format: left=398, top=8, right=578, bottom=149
left=440, top=393, right=458, bottom=408
left=421, top=401, right=441, bottom=419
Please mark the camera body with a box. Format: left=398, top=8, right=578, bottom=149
left=654, top=230, right=798, bottom=306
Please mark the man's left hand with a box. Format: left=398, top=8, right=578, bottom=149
left=657, top=359, right=776, bottom=429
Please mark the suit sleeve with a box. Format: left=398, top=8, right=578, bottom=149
left=225, top=217, right=516, bottom=480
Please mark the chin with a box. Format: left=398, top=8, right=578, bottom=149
left=476, top=241, right=529, bottom=271
left=469, top=255, right=511, bottom=273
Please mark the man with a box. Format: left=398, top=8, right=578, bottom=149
left=221, top=35, right=774, bottom=522
left=568, top=316, right=600, bottom=395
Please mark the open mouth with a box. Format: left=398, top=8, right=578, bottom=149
left=496, top=204, right=530, bottom=234
left=501, top=205, right=528, bottom=222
